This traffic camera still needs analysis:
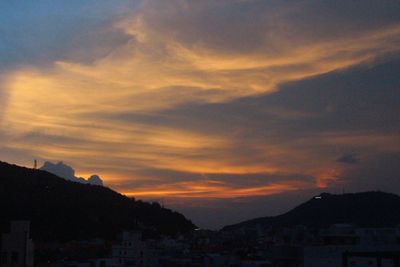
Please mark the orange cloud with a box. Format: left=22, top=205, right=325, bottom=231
left=1, top=1, right=399, bottom=200
left=314, top=169, right=341, bottom=189
left=120, top=179, right=309, bottom=199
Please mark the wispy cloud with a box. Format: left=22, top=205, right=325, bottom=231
left=0, top=1, right=399, bottom=223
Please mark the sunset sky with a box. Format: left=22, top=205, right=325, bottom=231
left=1, top=0, right=400, bottom=229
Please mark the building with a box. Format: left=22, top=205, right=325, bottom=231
left=304, top=225, right=400, bottom=267
left=112, top=231, right=158, bottom=267
left=0, top=221, right=34, bottom=267
left=343, top=251, right=400, bottom=267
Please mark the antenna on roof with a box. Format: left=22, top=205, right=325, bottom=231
left=34, top=159, right=37, bottom=169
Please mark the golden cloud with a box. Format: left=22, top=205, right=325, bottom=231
left=120, top=179, right=308, bottom=199
left=1, top=1, right=400, bottom=199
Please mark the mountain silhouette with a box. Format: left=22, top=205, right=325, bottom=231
left=222, top=191, right=400, bottom=231
left=0, top=161, right=195, bottom=241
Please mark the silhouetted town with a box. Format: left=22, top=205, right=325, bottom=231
left=3, top=220, right=400, bottom=267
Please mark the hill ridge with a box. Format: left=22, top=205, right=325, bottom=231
left=222, top=191, right=400, bottom=231
left=0, top=161, right=195, bottom=241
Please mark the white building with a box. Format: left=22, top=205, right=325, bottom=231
left=112, top=231, right=157, bottom=267
left=304, top=225, right=400, bottom=267
left=0, top=221, right=34, bottom=267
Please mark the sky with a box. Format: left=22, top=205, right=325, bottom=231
left=1, top=0, right=400, bottom=229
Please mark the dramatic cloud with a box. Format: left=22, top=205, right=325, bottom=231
left=0, top=0, right=399, bottom=228
left=40, top=161, right=104, bottom=186
left=87, top=175, right=104, bottom=186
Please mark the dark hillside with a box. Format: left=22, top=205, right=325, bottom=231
left=223, top=192, right=400, bottom=231
left=0, top=161, right=195, bottom=241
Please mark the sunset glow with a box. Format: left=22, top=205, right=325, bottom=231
left=1, top=0, right=400, bottom=228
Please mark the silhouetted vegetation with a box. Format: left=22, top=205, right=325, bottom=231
left=223, top=191, right=400, bottom=231
left=0, top=161, right=195, bottom=242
